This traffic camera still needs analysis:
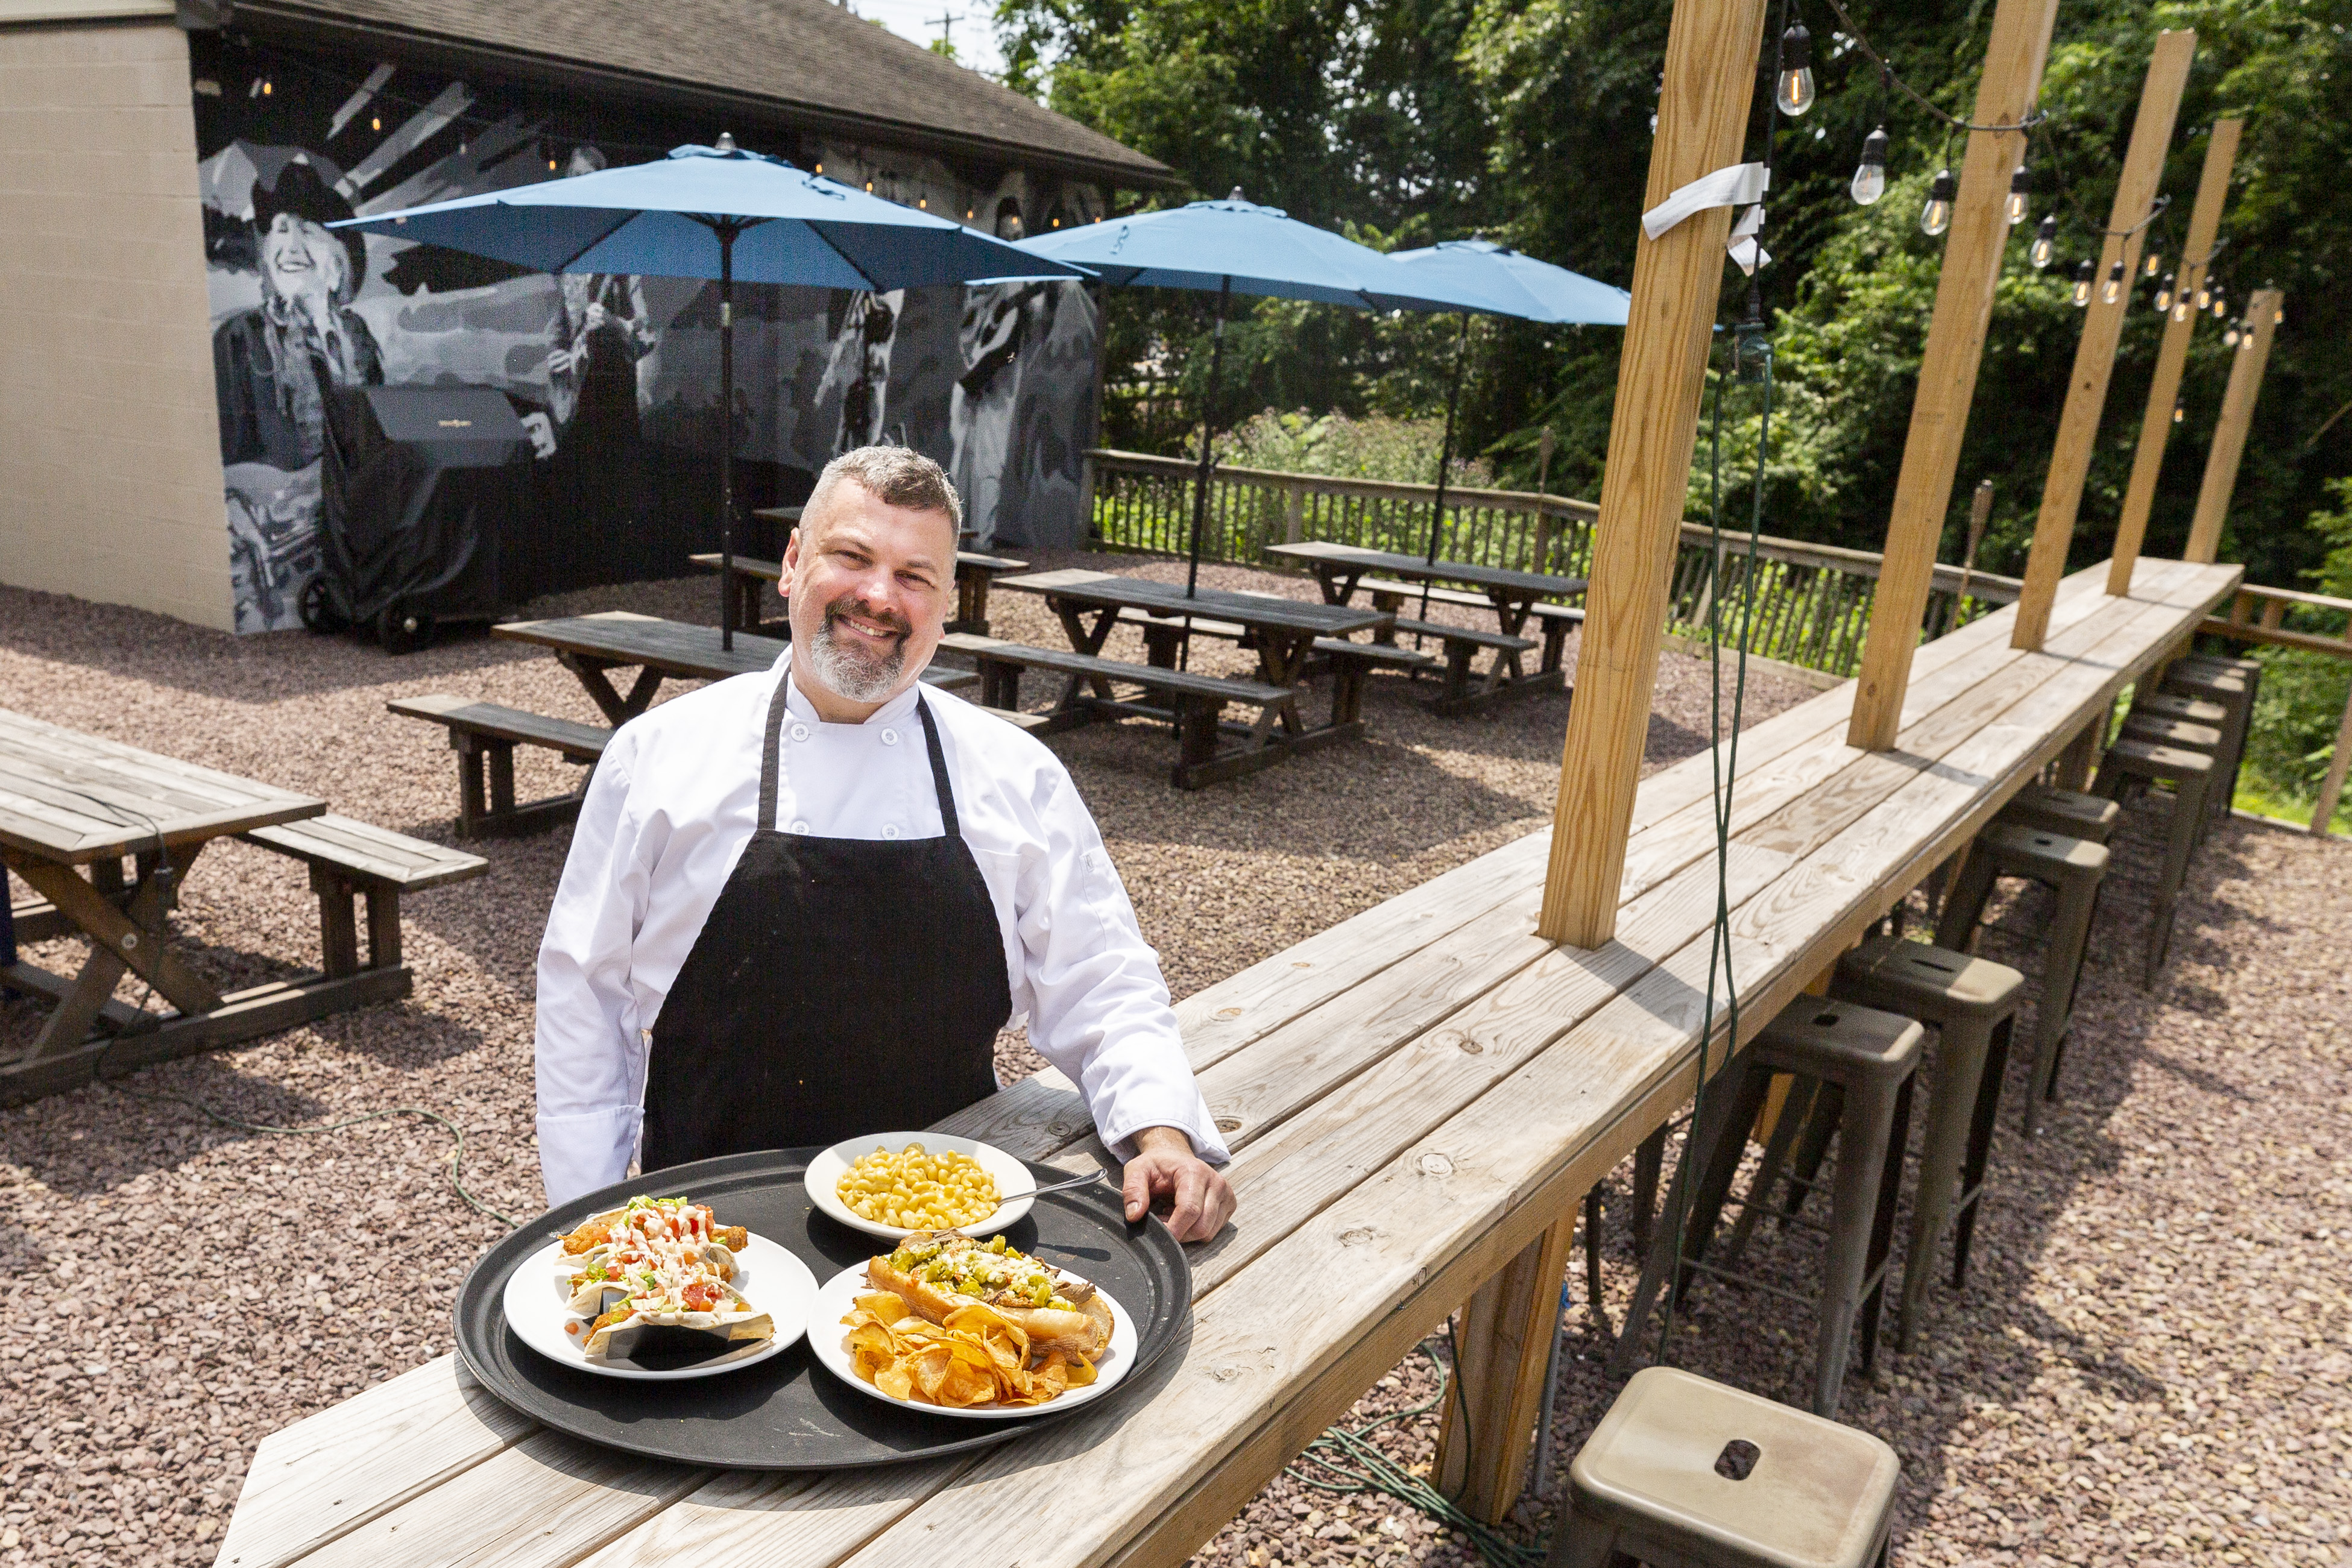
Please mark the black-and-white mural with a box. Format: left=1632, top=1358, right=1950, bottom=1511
left=192, top=39, right=1101, bottom=632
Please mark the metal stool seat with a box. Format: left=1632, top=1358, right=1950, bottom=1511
left=2130, top=689, right=2230, bottom=729
left=2119, top=713, right=2224, bottom=752
left=2161, top=661, right=2255, bottom=825
left=1997, top=781, right=2121, bottom=846
left=1609, top=999, right=1921, bottom=1415
left=2090, top=736, right=2215, bottom=983
left=1934, top=823, right=2109, bottom=1135
left=1546, top=1367, right=1900, bottom=1568
left=1830, top=935, right=2023, bottom=1352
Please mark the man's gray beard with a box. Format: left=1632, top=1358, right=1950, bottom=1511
left=802, top=616, right=905, bottom=704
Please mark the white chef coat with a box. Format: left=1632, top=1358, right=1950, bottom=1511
left=533, top=650, right=1229, bottom=1206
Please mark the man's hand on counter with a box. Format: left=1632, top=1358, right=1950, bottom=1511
left=1122, top=1126, right=1236, bottom=1243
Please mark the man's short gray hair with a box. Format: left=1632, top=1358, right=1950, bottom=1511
left=804, top=446, right=963, bottom=535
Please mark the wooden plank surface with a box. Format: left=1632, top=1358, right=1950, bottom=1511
left=993, top=572, right=1389, bottom=637
left=218, top=561, right=2239, bottom=1568
left=0, top=708, right=323, bottom=862
left=1263, top=541, right=1589, bottom=599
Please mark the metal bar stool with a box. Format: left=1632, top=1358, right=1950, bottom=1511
left=1830, top=935, right=2023, bottom=1352
left=2130, top=688, right=2231, bottom=731
left=2163, top=658, right=2256, bottom=828
left=1609, top=998, right=1920, bottom=1415
left=1546, top=1367, right=1900, bottom=1568
left=1933, top=823, right=2110, bottom=1136
left=1998, top=781, right=2121, bottom=846
left=2090, top=736, right=2215, bottom=984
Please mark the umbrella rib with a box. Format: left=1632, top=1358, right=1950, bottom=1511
left=551, top=210, right=645, bottom=276
left=799, top=220, right=887, bottom=291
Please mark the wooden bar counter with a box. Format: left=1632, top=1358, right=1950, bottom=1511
left=216, top=557, right=2240, bottom=1568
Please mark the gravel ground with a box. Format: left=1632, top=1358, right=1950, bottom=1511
left=1, top=561, right=2342, bottom=1568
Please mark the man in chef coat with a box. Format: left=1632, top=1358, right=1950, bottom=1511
left=535, top=446, right=1235, bottom=1241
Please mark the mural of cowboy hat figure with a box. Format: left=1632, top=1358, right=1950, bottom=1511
left=212, top=154, right=386, bottom=631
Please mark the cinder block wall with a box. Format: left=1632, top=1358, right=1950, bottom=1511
left=0, top=20, right=233, bottom=630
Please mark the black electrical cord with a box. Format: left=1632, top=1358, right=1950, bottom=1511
left=1810, top=0, right=2046, bottom=133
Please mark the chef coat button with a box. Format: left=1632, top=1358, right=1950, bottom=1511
left=881, top=823, right=900, bottom=839
left=880, top=727, right=900, bottom=746
left=790, top=723, right=810, bottom=743
left=790, top=819, right=810, bottom=834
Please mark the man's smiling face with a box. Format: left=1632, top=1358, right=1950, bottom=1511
left=783, top=478, right=955, bottom=711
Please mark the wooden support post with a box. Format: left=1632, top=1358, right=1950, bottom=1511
left=2183, top=288, right=2284, bottom=563
left=1536, top=0, right=1768, bottom=948
left=2011, top=30, right=2197, bottom=648
left=1844, top=0, right=2062, bottom=751
left=2108, top=121, right=2243, bottom=593
left=1433, top=1212, right=1575, bottom=1524
left=2312, top=664, right=2352, bottom=837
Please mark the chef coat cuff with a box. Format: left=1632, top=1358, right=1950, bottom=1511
left=537, top=1104, right=644, bottom=1209
left=1097, top=1092, right=1230, bottom=1167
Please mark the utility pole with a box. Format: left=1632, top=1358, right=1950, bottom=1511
left=2011, top=30, right=2196, bottom=647
left=1844, top=0, right=2062, bottom=751
left=2107, top=120, right=2243, bottom=593
left=928, top=8, right=959, bottom=51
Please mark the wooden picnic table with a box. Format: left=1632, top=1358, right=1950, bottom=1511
left=991, top=567, right=1392, bottom=743
left=695, top=545, right=1032, bottom=638
left=1267, top=540, right=1590, bottom=692
left=490, top=611, right=977, bottom=727
left=219, top=557, right=2238, bottom=1568
left=0, top=708, right=408, bottom=1106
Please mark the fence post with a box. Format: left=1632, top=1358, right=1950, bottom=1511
left=2013, top=31, right=2197, bottom=647
left=1284, top=483, right=1305, bottom=545
left=1077, top=450, right=1098, bottom=544
left=2315, top=655, right=2352, bottom=836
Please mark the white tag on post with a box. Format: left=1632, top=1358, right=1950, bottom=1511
left=1726, top=204, right=1770, bottom=276
left=1641, top=163, right=1770, bottom=239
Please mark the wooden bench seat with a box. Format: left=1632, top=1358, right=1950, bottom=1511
left=940, top=633, right=1302, bottom=789
left=240, top=815, right=488, bottom=978
left=388, top=696, right=611, bottom=839
left=1356, top=576, right=1585, bottom=672
left=1375, top=618, right=1561, bottom=716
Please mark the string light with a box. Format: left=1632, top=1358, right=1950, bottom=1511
left=2072, top=261, right=2094, bottom=307
left=2172, top=297, right=2192, bottom=323
left=2143, top=251, right=2162, bottom=278
left=2172, top=401, right=2185, bottom=424
left=1775, top=22, right=1816, bottom=117
left=2210, top=289, right=2227, bottom=320
left=2195, top=279, right=2213, bottom=310
left=1919, top=168, right=1957, bottom=237
left=2224, top=321, right=2241, bottom=347
left=371, top=115, right=381, bottom=131
left=2275, top=304, right=2286, bottom=325
left=1849, top=125, right=1888, bottom=206
left=2154, top=272, right=2175, bottom=312
left=2029, top=215, right=2057, bottom=269
left=2240, top=322, right=2257, bottom=350
left=2006, top=165, right=2031, bottom=225
left=2101, top=260, right=2124, bottom=304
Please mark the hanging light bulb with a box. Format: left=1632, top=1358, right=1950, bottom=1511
left=1920, top=168, right=1958, bottom=237
left=2143, top=251, right=2162, bottom=279
left=2030, top=215, right=2058, bottom=269
left=2224, top=323, right=2242, bottom=347
left=2006, top=165, right=2031, bottom=225
left=2275, top=304, right=2286, bottom=326
left=1775, top=23, right=1816, bottom=117
left=2073, top=261, right=2095, bottom=307
left=2240, top=326, right=2256, bottom=351
left=2172, top=401, right=2186, bottom=424
left=1850, top=125, right=1889, bottom=206
left=370, top=115, right=381, bottom=132
left=2195, top=279, right=2213, bottom=311
left=2211, top=290, right=2228, bottom=320
left=2101, top=260, right=2125, bottom=304
left=2172, top=297, right=2192, bottom=323
left=2154, top=272, right=2175, bottom=312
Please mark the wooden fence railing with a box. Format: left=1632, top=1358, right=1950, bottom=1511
left=2198, top=582, right=2352, bottom=834
left=1083, top=448, right=2020, bottom=676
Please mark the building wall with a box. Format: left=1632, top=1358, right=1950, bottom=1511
left=0, top=19, right=235, bottom=630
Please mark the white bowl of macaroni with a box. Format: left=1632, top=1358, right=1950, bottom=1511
left=804, top=1132, right=1039, bottom=1240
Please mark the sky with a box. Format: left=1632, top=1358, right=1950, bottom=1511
left=842, top=0, right=1010, bottom=83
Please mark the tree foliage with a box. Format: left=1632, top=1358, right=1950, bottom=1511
left=997, top=0, right=2352, bottom=588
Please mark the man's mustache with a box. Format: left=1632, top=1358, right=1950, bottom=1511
left=823, top=599, right=911, bottom=642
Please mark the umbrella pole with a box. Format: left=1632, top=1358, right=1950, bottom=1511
left=1418, top=312, right=1471, bottom=631
left=1186, top=276, right=1232, bottom=603
left=719, top=225, right=738, bottom=652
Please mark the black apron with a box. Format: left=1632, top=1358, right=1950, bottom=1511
left=640, top=676, right=1011, bottom=1171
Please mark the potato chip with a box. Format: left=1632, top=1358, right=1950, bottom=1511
left=839, top=1292, right=1099, bottom=1409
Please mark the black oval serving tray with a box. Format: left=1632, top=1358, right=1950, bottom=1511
left=453, top=1147, right=1190, bottom=1469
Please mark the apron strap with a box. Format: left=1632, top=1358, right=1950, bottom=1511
left=757, top=664, right=794, bottom=831
left=913, top=692, right=962, bottom=839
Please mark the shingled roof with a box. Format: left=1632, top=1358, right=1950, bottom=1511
left=206, top=0, right=1176, bottom=186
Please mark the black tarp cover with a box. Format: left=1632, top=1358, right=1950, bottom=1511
left=320, top=385, right=528, bottom=625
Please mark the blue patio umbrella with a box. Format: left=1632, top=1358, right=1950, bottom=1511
left=1017, top=194, right=1513, bottom=599
left=1380, top=239, right=1630, bottom=578
left=338, top=137, right=1086, bottom=646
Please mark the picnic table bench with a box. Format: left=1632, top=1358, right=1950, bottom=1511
left=218, top=557, right=2239, bottom=1568
left=1267, top=540, right=1589, bottom=709
left=0, top=710, right=451, bottom=1104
